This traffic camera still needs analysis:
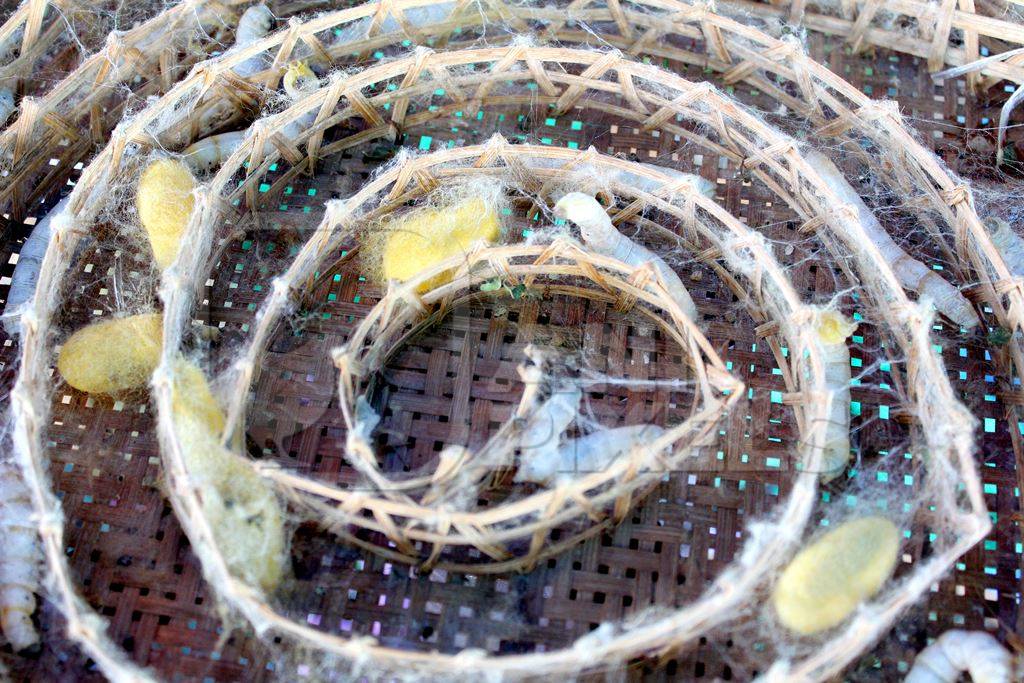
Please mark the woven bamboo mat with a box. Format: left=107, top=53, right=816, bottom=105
left=0, top=28, right=1021, bottom=682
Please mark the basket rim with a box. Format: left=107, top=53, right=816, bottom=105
left=5, top=5, right=1003, bottom=680
left=152, top=139, right=832, bottom=678
left=4, top=0, right=1020, bottom=334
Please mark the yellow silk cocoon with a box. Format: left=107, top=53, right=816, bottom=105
left=57, top=313, right=163, bottom=394
left=380, top=198, right=501, bottom=292
left=772, top=516, right=899, bottom=634
left=137, top=158, right=196, bottom=270
left=169, top=360, right=285, bottom=592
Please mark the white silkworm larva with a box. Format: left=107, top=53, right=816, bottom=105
left=904, top=630, right=1014, bottom=683
left=984, top=217, right=1024, bottom=276
left=553, top=192, right=700, bottom=322
left=183, top=61, right=319, bottom=173
left=2, top=195, right=70, bottom=336
left=231, top=4, right=275, bottom=78
left=332, top=3, right=456, bottom=45
left=813, top=309, right=857, bottom=482
left=0, top=88, right=14, bottom=126
left=0, top=458, right=40, bottom=652
left=636, top=163, right=716, bottom=198
left=806, top=150, right=979, bottom=329
left=157, top=4, right=273, bottom=152
left=517, top=424, right=667, bottom=485
left=513, top=385, right=583, bottom=483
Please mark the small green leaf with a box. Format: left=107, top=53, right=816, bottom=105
left=509, top=284, right=527, bottom=299
left=480, top=277, right=503, bottom=292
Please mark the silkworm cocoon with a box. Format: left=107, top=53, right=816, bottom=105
left=136, top=158, right=197, bottom=269
left=2, top=196, right=70, bottom=335
left=378, top=198, right=502, bottom=292
left=807, top=150, right=979, bottom=329
left=985, top=217, right=1024, bottom=276
left=517, top=424, right=666, bottom=485
left=814, top=309, right=856, bottom=482
left=57, top=313, right=163, bottom=394
left=772, top=516, right=899, bottom=635
left=0, top=460, right=39, bottom=652
left=232, top=4, right=275, bottom=78
left=170, top=360, right=285, bottom=592
left=554, top=192, right=699, bottom=322
left=905, top=630, right=1014, bottom=683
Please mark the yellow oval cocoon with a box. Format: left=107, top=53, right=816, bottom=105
left=169, top=358, right=226, bottom=437
left=57, top=313, right=162, bottom=394
left=772, top=516, right=899, bottom=635
left=169, top=359, right=285, bottom=592
left=381, top=198, right=501, bottom=292
left=137, top=158, right=196, bottom=270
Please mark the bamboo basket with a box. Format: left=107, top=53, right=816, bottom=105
left=6, top=0, right=1023, bottom=342
left=0, top=0, right=250, bottom=222
left=0, top=0, right=173, bottom=102
left=59, top=0, right=1024, bottom=535
left=740, top=0, right=1024, bottom=88
left=7, top=21, right=1004, bottom=678
left=1, top=1, right=1020, bottom=680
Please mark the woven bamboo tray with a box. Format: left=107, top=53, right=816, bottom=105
left=5, top=0, right=1023, bottom=334
left=1, top=1, right=1021, bottom=680
left=0, top=0, right=250, bottom=222
left=0, top=0, right=167, bottom=101
left=741, top=0, right=1024, bottom=87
